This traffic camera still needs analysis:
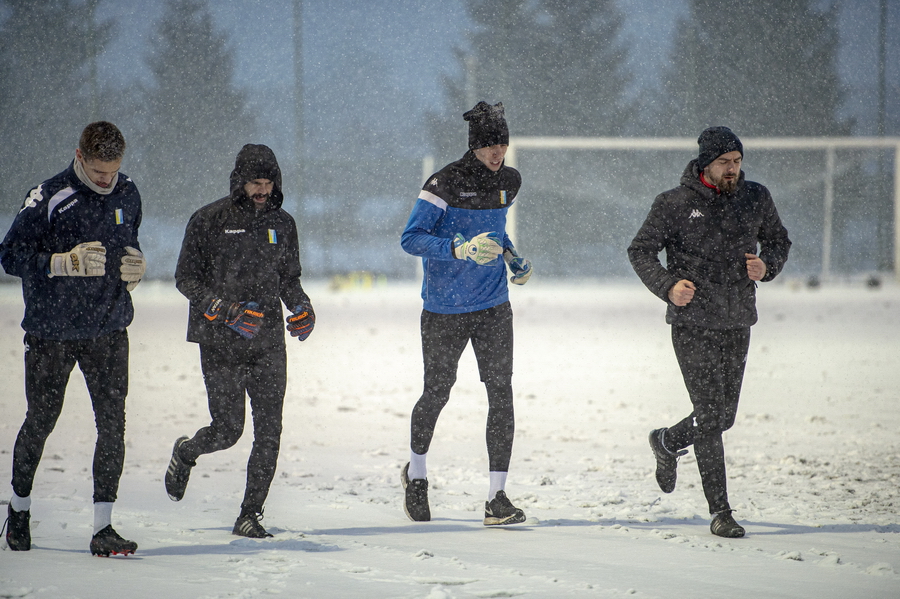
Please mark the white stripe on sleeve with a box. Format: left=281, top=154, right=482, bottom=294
left=418, top=189, right=448, bottom=211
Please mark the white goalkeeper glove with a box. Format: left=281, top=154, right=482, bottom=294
left=120, top=246, right=146, bottom=291
left=503, top=245, right=532, bottom=285
left=452, top=231, right=503, bottom=265
left=49, top=241, right=107, bottom=277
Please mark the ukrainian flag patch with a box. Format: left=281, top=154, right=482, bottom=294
left=500, top=190, right=507, bottom=205
left=268, top=229, right=277, bottom=244
left=114, top=208, right=124, bottom=224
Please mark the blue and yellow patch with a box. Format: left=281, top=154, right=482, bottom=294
left=114, top=208, right=124, bottom=224
left=268, top=229, right=278, bottom=244
left=499, top=190, right=507, bottom=205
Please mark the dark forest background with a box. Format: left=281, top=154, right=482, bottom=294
left=1, top=0, right=897, bottom=280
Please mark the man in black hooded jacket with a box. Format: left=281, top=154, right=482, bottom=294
left=628, top=126, right=791, bottom=538
left=165, top=144, right=315, bottom=538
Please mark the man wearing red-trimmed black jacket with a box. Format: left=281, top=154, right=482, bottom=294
left=628, top=126, right=791, bottom=539
left=0, top=121, right=143, bottom=556
left=166, top=144, right=314, bottom=539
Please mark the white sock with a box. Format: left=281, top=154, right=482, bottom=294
left=488, top=471, right=508, bottom=501
left=408, top=451, right=427, bottom=480
left=10, top=492, right=31, bottom=513
left=93, top=502, right=113, bottom=534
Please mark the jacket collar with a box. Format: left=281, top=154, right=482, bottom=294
left=680, top=159, right=744, bottom=200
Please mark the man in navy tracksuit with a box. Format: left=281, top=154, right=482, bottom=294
left=628, top=127, right=791, bottom=538
left=400, top=102, right=533, bottom=526
left=0, top=121, right=144, bottom=555
left=165, top=144, right=315, bottom=538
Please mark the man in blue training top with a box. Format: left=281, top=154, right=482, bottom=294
left=400, top=101, right=533, bottom=526
left=0, top=121, right=144, bottom=556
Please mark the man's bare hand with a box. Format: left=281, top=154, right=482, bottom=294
left=668, top=279, right=696, bottom=306
left=745, top=253, right=767, bottom=281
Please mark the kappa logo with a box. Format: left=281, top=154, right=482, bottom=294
left=58, top=199, right=79, bottom=214
left=20, top=185, right=43, bottom=212
left=429, top=177, right=438, bottom=187
left=689, top=209, right=704, bottom=219
left=225, top=229, right=246, bottom=234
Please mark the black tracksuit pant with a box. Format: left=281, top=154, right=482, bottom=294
left=410, top=302, right=515, bottom=472
left=179, top=342, right=286, bottom=514
left=664, top=325, right=751, bottom=514
left=12, top=330, right=129, bottom=503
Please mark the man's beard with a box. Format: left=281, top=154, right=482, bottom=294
left=709, top=172, right=738, bottom=194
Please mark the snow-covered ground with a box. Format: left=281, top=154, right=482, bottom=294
left=1, top=278, right=898, bottom=599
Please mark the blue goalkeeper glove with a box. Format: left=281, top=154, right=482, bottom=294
left=204, top=299, right=264, bottom=339
left=504, top=245, right=532, bottom=285
left=453, top=231, right=503, bottom=265
left=286, top=302, right=315, bottom=341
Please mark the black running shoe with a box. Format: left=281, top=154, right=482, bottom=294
left=90, top=525, right=138, bottom=556
left=401, top=462, right=430, bottom=522
left=4, top=504, right=31, bottom=551
left=710, top=509, right=745, bottom=538
left=165, top=436, right=195, bottom=501
left=233, top=510, right=274, bottom=538
left=483, top=490, right=526, bottom=526
left=649, top=428, right=687, bottom=494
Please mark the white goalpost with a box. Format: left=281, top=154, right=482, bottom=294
left=504, top=136, right=900, bottom=281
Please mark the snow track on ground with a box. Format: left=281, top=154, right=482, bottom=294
left=1, top=280, right=897, bottom=598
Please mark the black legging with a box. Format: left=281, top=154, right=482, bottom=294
left=13, top=330, right=129, bottom=503
left=410, top=302, right=515, bottom=472
left=665, top=325, right=751, bottom=514
left=179, top=342, right=286, bottom=513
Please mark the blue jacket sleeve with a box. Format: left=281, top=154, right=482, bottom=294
left=400, top=198, right=455, bottom=261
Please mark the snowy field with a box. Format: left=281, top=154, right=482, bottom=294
left=0, top=278, right=898, bottom=599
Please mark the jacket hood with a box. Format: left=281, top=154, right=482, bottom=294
left=229, top=144, right=284, bottom=210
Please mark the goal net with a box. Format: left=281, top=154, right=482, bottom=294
left=504, top=136, right=900, bottom=283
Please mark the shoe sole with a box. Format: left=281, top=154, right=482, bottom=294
left=400, top=463, right=413, bottom=521
left=232, top=529, right=274, bottom=539
left=484, top=511, right=526, bottom=526
left=166, top=436, right=191, bottom=501
left=92, top=548, right=136, bottom=557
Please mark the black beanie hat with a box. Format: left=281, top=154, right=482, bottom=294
left=463, top=101, right=509, bottom=150
left=697, top=126, right=743, bottom=170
